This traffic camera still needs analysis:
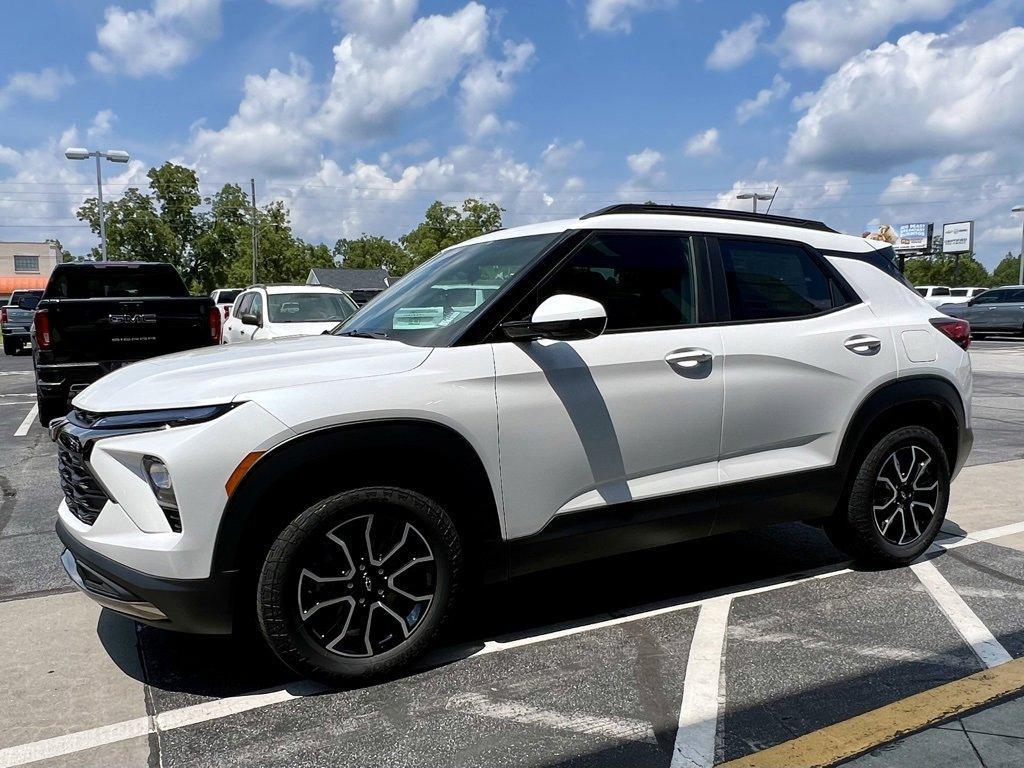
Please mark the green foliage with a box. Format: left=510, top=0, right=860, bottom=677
left=399, top=198, right=503, bottom=274
left=334, top=235, right=408, bottom=273
left=903, top=252, right=993, bottom=288
left=992, top=252, right=1023, bottom=286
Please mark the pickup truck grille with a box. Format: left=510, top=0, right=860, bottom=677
left=56, top=433, right=109, bottom=525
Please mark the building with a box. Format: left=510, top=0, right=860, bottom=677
left=0, top=241, right=60, bottom=303
left=306, top=267, right=392, bottom=306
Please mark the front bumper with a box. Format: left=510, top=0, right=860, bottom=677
left=57, top=517, right=235, bottom=633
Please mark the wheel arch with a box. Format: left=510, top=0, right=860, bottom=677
left=212, top=418, right=505, bottom=584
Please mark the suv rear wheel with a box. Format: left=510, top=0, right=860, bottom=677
left=256, top=487, right=462, bottom=684
left=826, top=426, right=950, bottom=565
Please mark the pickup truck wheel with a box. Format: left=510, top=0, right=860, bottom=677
left=36, top=396, right=68, bottom=428
left=826, top=426, right=949, bottom=566
left=2, top=338, right=16, bottom=356
left=257, top=487, right=462, bottom=685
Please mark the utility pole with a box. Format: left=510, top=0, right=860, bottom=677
left=250, top=178, right=259, bottom=285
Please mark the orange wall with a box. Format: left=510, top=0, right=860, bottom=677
left=0, top=275, right=48, bottom=294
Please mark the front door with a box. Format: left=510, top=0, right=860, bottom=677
left=493, top=231, right=724, bottom=543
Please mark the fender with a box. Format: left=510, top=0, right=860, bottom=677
left=211, top=418, right=504, bottom=580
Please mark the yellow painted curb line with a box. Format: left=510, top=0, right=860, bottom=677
left=718, top=656, right=1024, bottom=768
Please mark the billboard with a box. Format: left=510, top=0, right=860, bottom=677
left=942, top=221, right=974, bottom=253
left=894, top=222, right=933, bottom=253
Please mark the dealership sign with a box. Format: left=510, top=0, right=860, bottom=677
left=894, top=223, right=933, bottom=253
left=942, top=221, right=974, bottom=253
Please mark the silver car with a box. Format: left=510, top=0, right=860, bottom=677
left=941, top=286, right=1024, bottom=336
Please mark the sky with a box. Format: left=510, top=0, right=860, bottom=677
left=0, top=0, right=1022, bottom=268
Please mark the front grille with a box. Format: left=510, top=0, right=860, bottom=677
left=57, top=434, right=109, bottom=525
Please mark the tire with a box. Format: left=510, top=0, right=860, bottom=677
left=256, top=486, right=462, bottom=685
left=2, top=338, right=16, bottom=356
left=826, top=426, right=949, bottom=566
left=37, top=396, right=68, bottom=428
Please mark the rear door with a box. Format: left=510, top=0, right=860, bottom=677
left=223, top=292, right=253, bottom=344
left=712, top=237, right=897, bottom=491
left=493, top=231, right=724, bottom=545
left=990, top=288, right=1024, bottom=331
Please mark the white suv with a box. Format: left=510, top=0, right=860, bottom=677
left=221, top=284, right=357, bottom=344
left=52, top=205, right=973, bottom=683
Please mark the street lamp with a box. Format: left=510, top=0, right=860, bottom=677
left=1013, top=205, right=1024, bottom=286
left=64, top=147, right=130, bottom=261
left=736, top=192, right=774, bottom=214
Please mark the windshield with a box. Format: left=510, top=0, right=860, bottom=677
left=915, top=288, right=929, bottom=296
left=215, top=289, right=242, bottom=304
left=44, top=265, right=189, bottom=299
left=268, top=292, right=356, bottom=323
left=334, top=233, right=559, bottom=346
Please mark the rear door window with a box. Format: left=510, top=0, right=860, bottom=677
left=718, top=239, right=839, bottom=321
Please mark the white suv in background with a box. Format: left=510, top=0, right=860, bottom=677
left=221, top=284, right=357, bottom=344
left=52, top=204, right=973, bottom=684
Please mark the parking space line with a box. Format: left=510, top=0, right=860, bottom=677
left=671, top=595, right=731, bottom=768
left=447, top=692, right=657, bottom=744
left=911, top=560, right=1013, bottom=669
left=2, top=519, right=1023, bottom=768
left=714, top=656, right=1024, bottom=768
left=13, top=404, right=37, bottom=437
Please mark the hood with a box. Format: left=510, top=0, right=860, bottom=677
left=74, top=335, right=431, bottom=412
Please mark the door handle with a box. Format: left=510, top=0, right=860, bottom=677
left=844, top=334, right=881, bottom=355
left=665, top=348, right=713, bottom=369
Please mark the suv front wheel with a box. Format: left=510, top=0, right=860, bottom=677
left=827, top=426, right=950, bottom=565
left=256, top=487, right=462, bottom=684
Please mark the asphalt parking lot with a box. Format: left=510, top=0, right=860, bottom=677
left=2, top=338, right=1024, bottom=768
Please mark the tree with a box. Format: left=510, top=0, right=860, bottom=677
left=903, top=252, right=991, bottom=287
left=399, top=198, right=503, bottom=274
left=992, top=252, right=1022, bottom=286
left=334, top=235, right=407, bottom=273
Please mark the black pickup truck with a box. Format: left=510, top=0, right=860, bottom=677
left=32, top=262, right=220, bottom=426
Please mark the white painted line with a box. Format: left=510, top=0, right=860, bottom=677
left=13, top=404, right=37, bottom=437
left=2, top=518, right=1022, bottom=767
left=911, top=559, right=1012, bottom=669
left=671, top=596, right=731, bottom=768
left=447, top=692, right=657, bottom=744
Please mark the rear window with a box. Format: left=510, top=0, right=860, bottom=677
left=214, top=289, right=242, bottom=304
left=10, top=290, right=42, bottom=310
left=267, top=292, right=356, bottom=323
left=44, top=264, right=189, bottom=299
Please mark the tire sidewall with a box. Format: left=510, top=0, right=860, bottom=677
left=256, top=487, right=460, bottom=683
left=848, top=426, right=950, bottom=564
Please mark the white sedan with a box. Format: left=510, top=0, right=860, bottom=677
left=222, top=285, right=358, bottom=344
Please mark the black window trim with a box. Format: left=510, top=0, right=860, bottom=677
left=705, top=234, right=862, bottom=327
left=461, top=228, right=717, bottom=344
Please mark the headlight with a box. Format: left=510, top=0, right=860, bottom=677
left=143, top=456, right=181, bottom=532
left=70, top=403, right=236, bottom=430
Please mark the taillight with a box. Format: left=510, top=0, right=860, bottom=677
left=222, top=305, right=230, bottom=320
left=34, top=309, right=51, bottom=349
left=209, top=306, right=221, bottom=344
left=0, top=306, right=7, bottom=323
left=930, top=317, right=970, bottom=350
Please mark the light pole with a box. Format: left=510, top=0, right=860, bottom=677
left=64, top=147, right=130, bottom=261
left=736, top=192, right=774, bottom=214
left=1013, top=205, right=1024, bottom=286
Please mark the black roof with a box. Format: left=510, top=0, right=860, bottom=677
left=308, top=268, right=391, bottom=292
left=580, top=204, right=837, bottom=233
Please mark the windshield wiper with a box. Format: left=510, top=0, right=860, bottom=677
left=336, top=330, right=390, bottom=339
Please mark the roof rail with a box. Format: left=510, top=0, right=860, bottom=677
left=579, top=203, right=837, bottom=233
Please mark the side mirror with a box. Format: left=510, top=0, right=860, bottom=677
left=501, top=294, right=607, bottom=342
left=240, top=312, right=260, bottom=327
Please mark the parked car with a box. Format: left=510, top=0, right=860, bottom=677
left=52, top=204, right=972, bottom=684
left=942, top=287, right=988, bottom=305
left=940, top=285, right=1024, bottom=336
left=915, top=285, right=953, bottom=307
left=210, top=288, right=243, bottom=338
left=221, top=284, right=357, bottom=344
left=33, top=262, right=220, bottom=426
left=1, top=289, right=43, bottom=355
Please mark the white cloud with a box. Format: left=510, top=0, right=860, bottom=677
left=787, top=26, right=1024, bottom=171
left=316, top=2, right=489, bottom=140
left=90, top=0, right=223, bottom=77
left=0, top=68, right=74, bottom=108
left=706, top=14, right=768, bottom=70
left=627, top=148, right=663, bottom=175
left=267, top=0, right=418, bottom=39
left=735, top=74, right=790, bottom=124
left=684, top=128, right=720, bottom=158
left=541, top=139, right=585, bottom=170
left=87, top=109, right=116, bottom=139
left=586, top=0, right=675, bottom=33
left=776, top=0, right=959, bottom=69
left=459, top=39, right=535, bottom=138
